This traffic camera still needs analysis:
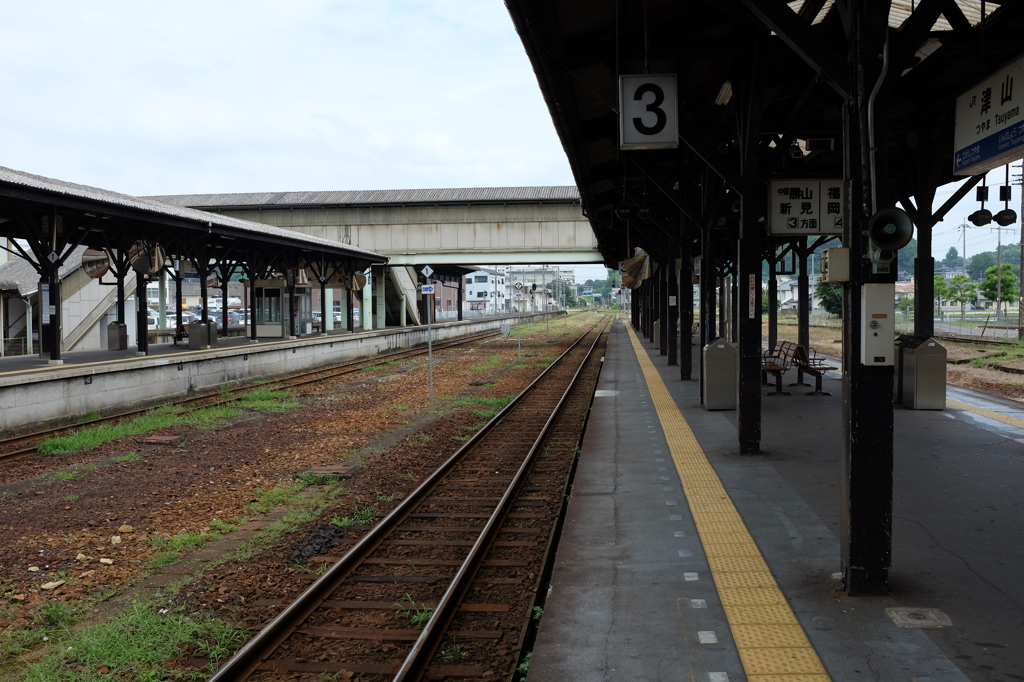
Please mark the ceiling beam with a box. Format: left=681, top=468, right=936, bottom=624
left=739, top=0, right=851, bottom=99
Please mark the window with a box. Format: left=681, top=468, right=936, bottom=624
left=466, top=277, right=472, bottom=284
left=477, top=291, right=488, bottom=298
left=475, top=275, right=489, bottom=283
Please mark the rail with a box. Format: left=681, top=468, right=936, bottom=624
left=208, top=318, right=609, bottom=681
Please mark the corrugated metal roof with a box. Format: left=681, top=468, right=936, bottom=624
left=788, top=0, right=1003, bottom=28
left=0, top=166, right=385, bottom=262
left=149, top=186, right=581, bottom=209
left=0, top=246, right=86, bottom=296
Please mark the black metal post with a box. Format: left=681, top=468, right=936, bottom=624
left=798, top=241, right=811, bottom=350
left=667, top=256, right=678, bottom=365
left=841, top=1, right=892, bottom=596
left=680, top=237, right=693, bottom=380
left=659, top=259, right=669, bottom=354
left=736, top=31, right=765, bottom=454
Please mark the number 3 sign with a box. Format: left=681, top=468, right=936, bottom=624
left=619, top=74, right=678, bottom=150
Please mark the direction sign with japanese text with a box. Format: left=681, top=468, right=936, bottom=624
left=768, top=179, right=844, bottom=235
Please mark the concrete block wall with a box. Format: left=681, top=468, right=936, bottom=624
left=0, top=313, right=561, bottom=431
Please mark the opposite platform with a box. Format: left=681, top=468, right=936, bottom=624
left=528, top=319, right=1023, bottom=681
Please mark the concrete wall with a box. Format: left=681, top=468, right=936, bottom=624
left=206, top=203, right=599, bottom=261
left=0, top=313, right=560, bottom=431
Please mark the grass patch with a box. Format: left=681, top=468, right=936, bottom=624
left=110, top=453, right=141, bottom=463
left=238, top=389, right=300, bottom=413
left=36, top=405, right=240, bottom=455
left=471, top=354, right=503, bottom=371
left=44, top=471, right=78, bottom=482
left=471, top=409, right=497, bottom=419
left=295, top=472, right=340, bottom=487
left=395, top=594, right=433, bottom=627
left=145, top=551, right=181, bottom=569
left=330, top=504, right=377, bottom=528
left=18, top=601, right=245, bottom=681
left=450, top=396, right=514, bottom=409
left=452, top=435, right=471, bottom=442
left=246, top=482, right=305, bottom=515
left=209, top=519, right=237, bottom=533
left=148, top=532, right=211, bottom=553
left=409, top=434, right=433, bottom=446
left=76, top=411, right=102, bottom=423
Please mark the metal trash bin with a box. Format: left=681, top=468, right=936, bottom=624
left=703, top=337, right=737, bottom=410
left=188, top=321, right=209, bottom=350
left=902, top=337, right=946, bottom=409
left=107, top=322, right=127, bottom=351
left=653, top=320, right=661, bottom=350
left=893, top=334, right=915, bottom=404
left=207, top=321, right=218, bottom=348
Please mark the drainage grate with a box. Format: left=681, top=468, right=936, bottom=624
left=886, top=607, right=952, bottom=628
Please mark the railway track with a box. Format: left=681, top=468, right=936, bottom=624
left=0, top=330, right=501, bottom=462
left=207, top=318, right=609, bottom=681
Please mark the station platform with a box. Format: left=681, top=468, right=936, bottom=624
left=529, top=319, right=1023, bottom=682
left=0, top=314, right=551, bottom=432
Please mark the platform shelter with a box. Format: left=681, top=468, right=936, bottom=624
left=507, top=0, right=1024, bottom=594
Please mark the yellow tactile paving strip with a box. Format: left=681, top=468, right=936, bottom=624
left=948, top=399, right=1024, bottom=430
left=625, top=325, right=831, bottom=681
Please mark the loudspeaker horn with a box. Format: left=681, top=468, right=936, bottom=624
left=868, top=208, right=914, bottom=251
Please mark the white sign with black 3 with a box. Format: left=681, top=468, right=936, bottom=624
left=619, top=74, right=678, bottom=150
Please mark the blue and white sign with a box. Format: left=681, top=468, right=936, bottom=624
left=420, top=284, right=435, bottom=294
left=954, top=54, right=1024, bottom=175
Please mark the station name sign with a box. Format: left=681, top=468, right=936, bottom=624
left=767, top=179, right=843, bottom=235
left=954, top=54, right=1024, bottom=175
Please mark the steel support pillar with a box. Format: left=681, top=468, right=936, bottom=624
left=768, top=267, right=778, bottom=351
left=660, top=259, right=669, bottom=355
left=841, top=1, right=892, bottom=596
left=914, top=249, right=935, bottom=339
left=798, top=243, right=810, bottom=350
left=667, top=257, right=678, bottom=365
left=736, top=30, right=765, bottom=454
left=680, top=237, right=693, bottom=380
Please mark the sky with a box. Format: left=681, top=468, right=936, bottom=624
left=0, top=2, right=1017, bottom=281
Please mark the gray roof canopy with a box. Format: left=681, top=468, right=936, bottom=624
left=0, top=165, right=387, bottom=271
left=150, top=186, right=580, bottom=209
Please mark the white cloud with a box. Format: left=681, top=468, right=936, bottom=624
left=0, top=1, right=572, bottom=195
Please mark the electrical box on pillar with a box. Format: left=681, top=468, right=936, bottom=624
left=821, top=248, right=850, bottom=282
left=866, top=208, right=914, bottom=275
left=861, top=283, right=896, bottom=365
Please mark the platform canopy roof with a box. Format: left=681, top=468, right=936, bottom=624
left=506, top=0, right=1024, bottom=264
left=0, top=165, right=387, bottom=277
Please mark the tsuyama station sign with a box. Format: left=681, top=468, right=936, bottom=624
left=954, top=53, right=1024, bottom=175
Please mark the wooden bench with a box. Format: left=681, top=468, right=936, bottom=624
left=793, top=344, right=838, bottom=396
left=761, top=340, right=798, bottom=395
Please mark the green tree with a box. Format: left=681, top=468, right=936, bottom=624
left=979, top=263, right=1019, bottom=316
left=968, top=251, right=997, bottom=280
left=942, top=246, right=960, bottom=269
left=897, top=295, right=914, bottom=316
left=760, top=288, right=782, bottom=313
left=815, top=281, right=843, bottom=317
left=946, top=274, right=977, bottom=319
left=899, top=237, right=918, bottom=271
left=933, top=275, right=950, bottom=314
